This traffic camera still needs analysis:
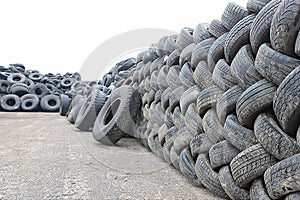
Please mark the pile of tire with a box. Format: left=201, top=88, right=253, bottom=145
left=0, top=63, right=80, bottom=112
left=62, top=58, right=137, bottom=131
left=74, top=0, right=300, bottom=199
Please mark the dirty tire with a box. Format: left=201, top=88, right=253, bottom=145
left=202, top=109, right=225, bottom=144
left=176, top=27, right=194, bottom=51
left=221, top=2, right=248, bottom=30
left=212, top=59, right=236, bottom=91
left=207, top=33, right=228, bottom=72
left=247, top=0, right=272, bottom=13
left=0, top=94, right=21, bottom=111
left=184, top=103, right=203, bottom=135
left=230, top=144, right=277, bottom=188
left=191, top=38, right=215, bottom=68
left=273, top=66, right=300, bottom=137
left=208, top=19, right=229, bottom=38
left=40, top=95, right=61, bottom=112
left=264, top=153, right=300, bottom=199
left=190, top=133, right=214, bottom=158
left=236, top=79, right=277, bottom=128
left=179, top=63, right=196, bottom=88
left=192, top=61, right=214, bottom=90
left=254, top=112, right=300, bottom=160
left=250, top=178, right=271, bottom=200
left=30, top=83, right=49, bottom=98
left=93, top=85, right=142, bottom=145
left=20, top=94, right=39, bottom=111
left=59, top=94, right=71, bottom=116
left=179, top=85, right=201, bottom=115
left=193, top=23, right=212, bottom=44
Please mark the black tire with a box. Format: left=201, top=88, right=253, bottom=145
left=179, top=43, right=195, bottom=66
left=196, top=85, right=224, bottom=116
left=285, top=192, right=300, bottom=200
left=185, top=103, right=203, bottom=135
left=75, top=90, right=106, bottom=131
left=20, top=94, right=39, bottom=111
left=173, top=128, right=194, bottom=156
left=172, top=106, right=185, bottom=130
left=93, top=85, right=141, bottom=145
left=169, top=86, right=186, bottom=113
left=9, top=83, right=29, bottom=96
left=192, top=61, right=214, bottom=90
left=166, top=65, right=182, bottom=90
left=250, top=178, right=271, bottom=200
left=216, top=85, right=244, bottom=125
left=208, top=19, right=229, bottom=38
left=179, top=63, right=196, bottom=89
left=264, top=153, right=300, bottom=199
left=7, top=73, right=26, bottom=85
left=0, top=94, right=21, bottom=111
left=207, top=33, right=228, bottom=72
left=164, top=35, right=178, bottom=55
left=30, top=83, right=50, bottom=98
left=179, top=85, right=201, bottom=115
left=193, top=23, right=212, bottom=44
left=209, top=140, right=240, bottom=169
left=270, top=0, right=300, bottom=57
left=236, top=79, right=277, bottom=128
left=28, top=72, right=43, bottom=82
left=296, top=31, right=300, bottom=57
left=273, top=66, right=300, bottom=137
left=221, top=2, right=248, bottom=30
left=230, top=144, right=277, bottom=188
left=250, top=0, right=281, bottom=54
left=255, top=43, right=300, bottom=85
left=202, top=109, right=225, bottom=144
left=166, top=49, right=180, bottom=67
left=59, top=94, right=71, bottom=116
left=161, top=87, right=172, bottom=111
left=224, top=114, right=258, bottom=151
left=190, top=133, right=214, bottom=158
left=164, top=107, right=174, bottom=128
left=0, top=80, right=9, bottom=94
left=191, top=38, right=215, bottom=68
left=158, top=124, right=169, bottom=146
left=212, top=59, right=236, bottom=91
left=254, top=112, right=300, bottom=160
left=247, top=0, right=272, bottom=13
left=195, top=154, right=229, bottom=198
left=150, top=70, right=159, bottom=91
left=154, top=90, right=162, bottom=104
left=224, top=14, right=256, bottom=63
left=176, top=27, right=194, bottom=51
left=157, top=65, right=169, bottom=91
left=230, top=44, right=263, bottom=89
left=179, top=147, right=203, bottom=187
left=218, top=165, right=250, bottom=200
left=40, top=95, right=60, bottom=112
left=170, top=146, right=180, bottom=170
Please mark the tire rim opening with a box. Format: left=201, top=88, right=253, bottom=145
left=104, top=98, right=121, bottom=125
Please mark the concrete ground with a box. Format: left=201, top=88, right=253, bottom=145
left=0, top=112, right=222, bottom=199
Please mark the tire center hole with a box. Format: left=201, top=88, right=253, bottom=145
left=7, top=99, right=16, bottom=106
left=104, top=99, right=121, bottom=125
left=48, top=99, right=57, bottom=106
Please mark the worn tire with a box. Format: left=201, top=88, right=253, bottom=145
left=250, top=178, right=271, bottom=200
left=40, top=95, right=60, bottom=112
left=221, top=2, right=248, bottom=30
left=0, top=94, right=21, bottom=111
left=212, top=59, right=236, bottom=91
left=20, top=94, right=39, bottom=111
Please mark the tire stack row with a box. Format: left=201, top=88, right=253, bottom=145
left=61, top=58, right=137, bottom=132
left=87, top=0, right=300, bottom=199
left=0, top=63, right=80, bottom=112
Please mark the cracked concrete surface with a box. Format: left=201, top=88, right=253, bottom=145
left=0, top=112, right=221, bottom=199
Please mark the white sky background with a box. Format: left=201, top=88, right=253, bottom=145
left=0, top=0, right=247, bottom=78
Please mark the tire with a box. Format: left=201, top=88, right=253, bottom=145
left=59, top=94, right=71, bottom=116
left=208, top=19, right=229, bottom=38
left=247, top=0, right=272, bottom=13
left=170, top=146, right=180, bottom=170
left=164, top=107, right=174, bottom=128
left=185, top=103, right=203, bottom=135
left=192, top=61, right=214, bottom=90
left=179, top=63, right=196, bottom=89
left=150, top=70, right=159, bottom=91
left=264, top=153, right=300, bottom=199
left=195, top=154, right=229, bottom=198
left=68, top=96, right=86, bottom=124
left=224, top=14, right=256, bottom=63
left=216, top=85, right=244, bottom=125
left=93, top=85, right=142, bottom=145
left=9, top=83, right=29, bottom=96
left=254, top=112, right=300, bottom=160
left=190, top=133, right=214, bottom=158
left=212, top=59, right=236, bottom=91
left=164, top=35, right=178, bottom=55
left=7, top=73, right=26, bottom=85
left=176, top=27, right=194, bottom=51
left=154, top=90, right=162, bottom=104
left=203, top=109, right=225, bottom=144
left=236, top=79, right=277, bottom=129
left=296, top=31, right=300, bottom=57
left=156, top=36, right=168, bottom=57
left=157, top=65, right=169, bottom=90
left=166, top=65, right=182, bottom=90
left=193, top=23, right=212, bottom=44
left=30, top=83, right=50, bottom=98
left=218, top=165, right=250, bottom=200
left=191, top=38, right=215, bottom=68
left=20, top=94, right=39, bottom=111
left=158, top=124, right=169, bottom=146
left=270, top=0, right=300, bottom=57
left=273, top=66, right=300, bottom=137
left=230, top=144, right=277, bottom=188
left=207, top=33, right=228, bottom=72
left=0, top=94, right=21, bottom=111
left=169, top=86, right=186, bottom=113
left=173, top=128, right=194, bottom=156
left=255, top=43, right=300, bottom=85
left=75, top=90, right=106, bottom=131
left=196, top=85, right=224, bottom=116
left=209, top=140, right=240, bottom=169
left=172, top=106, right=185, bottom=130
left=250, top=178, right=271, bottom=200
left=40, top=95, right=61, bottom=112
left=285, top=192, right=300, bottom=200
left=250, top=0, right=281, bottom=54
left=224, top=114, right=258, bottom=151
left=230, top=44, right=263, bottom=89
left=161, top=87, right=172, bottom=111
left=179, top=43, right=195, bottom=66
left=28, top=72, right=43, bottom=82
left=179, top=85, right=201, bottom=115
left=0, top=80, right=9, bottom=94
left=166, top=49, right=180, bottom=67
left=221, top=2, right=248, bottom=30
left=179, top=147, right=203, bottom=187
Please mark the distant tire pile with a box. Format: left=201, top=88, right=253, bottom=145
left=64, top=0, right=300, bottom=199
left=0, top=63, right=80, bottom=112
